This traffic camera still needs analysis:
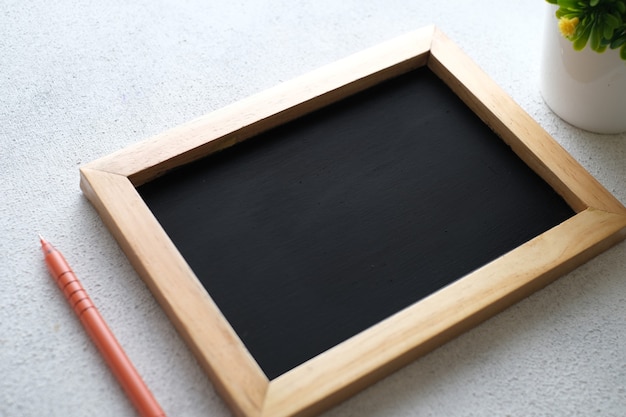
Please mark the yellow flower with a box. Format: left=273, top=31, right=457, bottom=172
left=558, top=16, right=579, bottom=38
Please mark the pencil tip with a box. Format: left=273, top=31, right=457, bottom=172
left=38, top=234, right=45, bottom=244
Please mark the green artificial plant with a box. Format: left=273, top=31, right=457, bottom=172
left=546, top=0, right=626, bottom=60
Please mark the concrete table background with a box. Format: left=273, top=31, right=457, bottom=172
left=1, top=1, right=625, bottom=416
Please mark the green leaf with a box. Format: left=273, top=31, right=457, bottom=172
left=590, top=21, right=603, bottom=51
left=596, top=43, right=608, bottom=53
left=611, top=33, right=626, bottom=48
left=557, top=11, right=580, bottom=19
left=573, top=23, right=592, bottom=50
left=559, top=0, right=582, bottom=9
left=621, top=44, right=626, bottom=60
left=604, top=14, right=621, bottom=30
left=603, top=19, right=616, bottom=39
left=589, top=0, right=600, bottom=6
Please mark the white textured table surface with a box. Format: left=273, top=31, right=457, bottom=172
left=2, top=1, right=625, bottom=416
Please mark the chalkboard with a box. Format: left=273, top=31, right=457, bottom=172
left=138, top=67, right=574, bottom=379
left=81, top=27, right=626, bottom=417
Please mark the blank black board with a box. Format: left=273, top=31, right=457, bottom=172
left=138, top=67, right=575, bottom=380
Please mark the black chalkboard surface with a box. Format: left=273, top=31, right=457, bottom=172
left=138, top=67, right=574, bottom=379
left=83, top=28, right=626, bottom=417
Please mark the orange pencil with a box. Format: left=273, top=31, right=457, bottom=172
left=40, top=236, right=166, bottom=417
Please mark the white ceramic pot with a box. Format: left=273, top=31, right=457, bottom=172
left=540, top=4, right=626, bottom=134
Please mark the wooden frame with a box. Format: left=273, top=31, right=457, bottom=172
left=80, top=26, right=626, bottom=417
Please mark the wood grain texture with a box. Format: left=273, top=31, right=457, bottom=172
left=79, top=26, right=626, bottom=417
